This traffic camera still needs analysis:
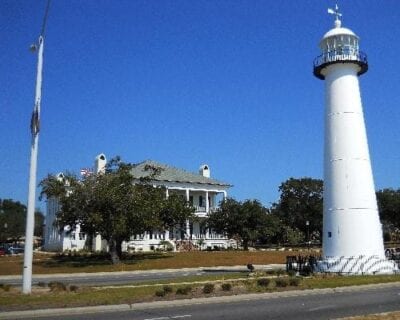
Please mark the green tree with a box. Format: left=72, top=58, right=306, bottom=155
left=281, top=226, right=304, bottom=245
left=0, top=199, right=26, bottom=242
left=34, top=210, right=45, bottom=238
left=257, top=213, right=285, bottom=245
left=206, top=198, right=269, bottom=250
left=39, top=157, right=194, bottom=264
left=271, top=177, right=323, bottom=243
left=376, top=188, right=400, bottom=241
left=0, top=199, right=44, bottom=242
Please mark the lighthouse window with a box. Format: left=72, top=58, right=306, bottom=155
left=328, top=232, right=332, bottom=238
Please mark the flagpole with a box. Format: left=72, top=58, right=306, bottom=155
left=23, top=0, right=50, bottom=294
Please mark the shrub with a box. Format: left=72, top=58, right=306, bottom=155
left=155, top=289, right=166, bottom=297
left=159, top=241, right=174, bottom=252
left=265, top=270, right=276, bottom=276
left=276, top=269, right=285, bottom=276
left=48, top=281, right=67, bottom=292
left=163, top=285, right=173, bottom=294
left=275, top=278, right=289, bottom=287
left=176, top=286, right=192, bottom=295
left=0, top=284, right=11, bottom=292
left=69, top=285, right=79, bottom=292
left=257, top=278, right=270, bottom=287
left=37, top=282, right=47, bottom=287
left=221, top=283, right=232, bottom=291
left=202, top=283, right=215, bottom=294
left=289, top=277, right=301, bottom=286
left=287, top=270, right=297, bottom=277
left=300, top=266, right=312, bottom=276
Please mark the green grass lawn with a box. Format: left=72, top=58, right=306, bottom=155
left=340, top=312, right=400, bottom=319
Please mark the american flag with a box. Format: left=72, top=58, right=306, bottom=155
left=80, top=168, right=92, bottom=177
left=30, top=105, right=40, bottom=136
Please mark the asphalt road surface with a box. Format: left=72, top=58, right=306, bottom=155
left=10, top=283, right=400, bottom=320
left=0, top=269, right=247, bottom=287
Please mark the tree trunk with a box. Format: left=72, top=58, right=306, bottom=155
left=108, top=237, right=120, bottom=264
left=243, top=239, right=249, bottom=251
left=116, top=239, right=122, bottom=258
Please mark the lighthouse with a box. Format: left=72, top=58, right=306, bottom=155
left=313, top=6, right=397, bottom=274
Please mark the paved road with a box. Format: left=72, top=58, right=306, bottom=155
left=0, top=270, right=211, bottom=287
left=0, top=265, right=283, bottom=287
left=3, top=283, right=400, bottom=320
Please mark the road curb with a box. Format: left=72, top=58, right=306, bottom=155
left=1, top=281, right=400, bottom=319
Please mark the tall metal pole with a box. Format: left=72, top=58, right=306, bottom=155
left=22, top=0, right=50, bottom=294
left=22, top=35, right=44, bottom=294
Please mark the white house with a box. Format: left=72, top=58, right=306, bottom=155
left=43, top=154, right=233, bottom=252
left=43, top=173, right=91, bottom=251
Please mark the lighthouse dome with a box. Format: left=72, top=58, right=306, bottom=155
left=319, top=26, right=359, bottom=50
left=322, top=26, right=357, bottom=40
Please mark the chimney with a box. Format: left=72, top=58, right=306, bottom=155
left=94, top=153, right=107, bottom=174
left=199, top=164, right=210, bottom=178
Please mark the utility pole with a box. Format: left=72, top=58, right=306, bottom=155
left=23, top=0, right=50, bottom=294
left=306, top=220, right=310, bottom=250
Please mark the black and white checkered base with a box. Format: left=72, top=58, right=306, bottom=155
left=315, top=255, right=399, bottom=275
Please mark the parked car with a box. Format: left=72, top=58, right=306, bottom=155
left=7, top=247, right=24, bottom=255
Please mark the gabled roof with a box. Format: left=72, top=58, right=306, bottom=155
left=130, top=160, right=231, bottom=187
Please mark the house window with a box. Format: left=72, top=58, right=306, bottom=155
left=328, top=232, right=332, bottom=238
left=79, top=233, right=85, bottom=240
left=189, top=196, right=193, bottom=206
left=199, top=196, right=203, bottom=207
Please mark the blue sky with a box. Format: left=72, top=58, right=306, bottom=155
left=1, top=1, right=400, bottom=211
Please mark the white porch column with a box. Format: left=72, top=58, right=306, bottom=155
left=222, top=191, right=227, bottom=200
left=165, top=230, right=170, bottom=240
left=205, top=191, right=209, bottom=213
left=186, top=189, right=190, bottom=239
left=166, top=188, right=169, bottom=199
left=186, top=220, right=190, bottom=239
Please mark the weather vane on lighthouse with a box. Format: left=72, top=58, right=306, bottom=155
left=328, top=3, right=342, bottom=27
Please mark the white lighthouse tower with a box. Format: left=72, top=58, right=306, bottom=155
left=313, top=5, right=397, bottom=274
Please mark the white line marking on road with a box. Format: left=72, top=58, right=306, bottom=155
left=308, top=305, right=336, bottom=312
left=143, top=315, right=191, bottom=320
